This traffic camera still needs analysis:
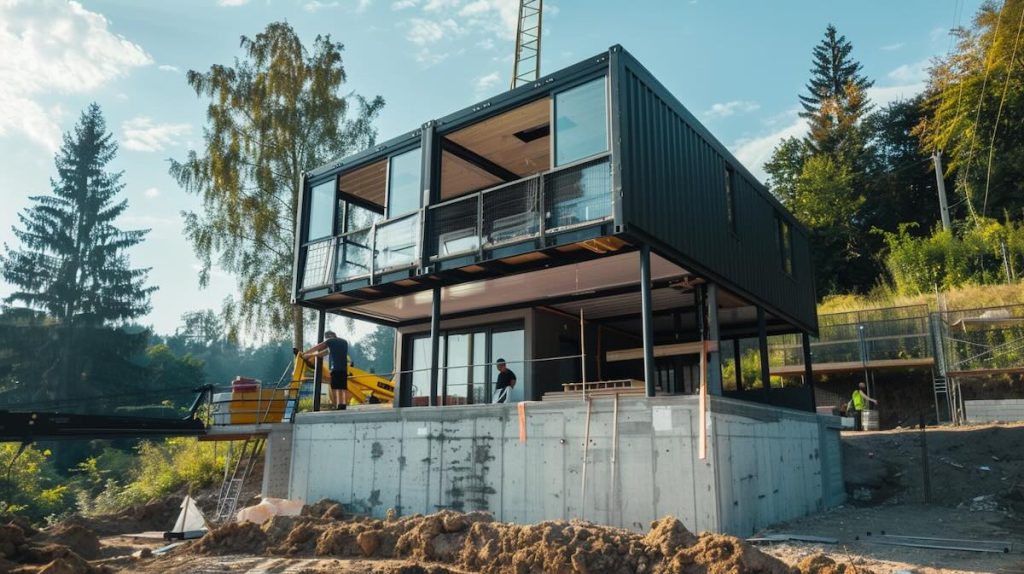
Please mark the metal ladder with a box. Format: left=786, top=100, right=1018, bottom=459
left=214, top=436, right=265, bottom=523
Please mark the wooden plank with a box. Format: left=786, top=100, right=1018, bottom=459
left=606, top=341, right=720, bottom=363
left=873, top=534, right=1011, bottom=553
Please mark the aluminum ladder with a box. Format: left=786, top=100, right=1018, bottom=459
left=214, top=436, right=265, bottom=523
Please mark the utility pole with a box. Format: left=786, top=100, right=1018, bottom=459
left=932, top=151, right=952, bottom=232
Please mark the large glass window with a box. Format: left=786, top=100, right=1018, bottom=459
left=387, top=148, right=422, bottom=217
left=406, top=323, right=524, bottom=406
left=777, top=216, right=793, bottom=275
left=554, top=78, right=609, bottom=166
left=307, top=179, right=335, bottom=241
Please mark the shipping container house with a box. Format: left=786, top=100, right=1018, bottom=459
left=292, top=45, right=819, bottom=411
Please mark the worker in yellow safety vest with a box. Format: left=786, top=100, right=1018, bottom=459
left=849, top=382, right=878, bottom=431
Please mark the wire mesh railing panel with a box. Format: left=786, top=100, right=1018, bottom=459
left=335, top=229, right=372, bottom=282
left=937, top=304, right=1024, bottom=373
left=431, top=196, right=481, bottom=258
left=817, top=304, right=929, bottom=328
left=768, top=314, right=933, bottom=367
left=481, top=177, right=540, bottom=246
left=544, top=156, right=612, bottom=231
left=374, top=213, right=421, bottom=271
left=302, top=239, right=334, bottom=289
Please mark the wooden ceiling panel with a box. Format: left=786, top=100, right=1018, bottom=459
left=446, top=98, right=551, bottom=178
left=440, top=152, right=502, bottom=201
left=339, top=158, right=388, bottom=207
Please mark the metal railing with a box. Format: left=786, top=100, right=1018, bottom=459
left=210, top=382, right=301, bottom=427
left=429, top=154, right=612, bottom=260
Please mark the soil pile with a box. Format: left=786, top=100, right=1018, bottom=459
left=187, top=504, right=868, bottom=574
left=71, top=496, right=180, bottom=536
left=0, top=517, right=107, bottom=574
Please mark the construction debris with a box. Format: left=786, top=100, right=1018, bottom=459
left=871, top=534, right=1011, bottom=553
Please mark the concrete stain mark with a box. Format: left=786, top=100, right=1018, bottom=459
left=443, top=438, right=496, bottom=513
left=371, top=442, right=384, bottom=459
left=369, top=489, right=382, bottom=507
left=398, top=456, right=407, bottom=469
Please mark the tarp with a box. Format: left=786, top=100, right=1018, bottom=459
left=164, top=495, right=208, bottom=540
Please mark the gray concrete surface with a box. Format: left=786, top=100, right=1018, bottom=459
left=965, top=399, right=1024, bottom=423
left=262, top=425, right=294, bottom=498
left=287, top=396, right=844, bottom=535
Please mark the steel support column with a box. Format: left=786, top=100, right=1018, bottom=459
left=429, top=287, right=442, bottom=406
left=704, top=283, right=722, bottom=396
left=640, top=245, right=656, bottom=397
left=757, top=307, right=770, bottom=400
left=312, top=310, right=326, bottom=412
left=802, top=332, right=816, bottom=412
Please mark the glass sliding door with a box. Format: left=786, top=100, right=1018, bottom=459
left=490, top=328, right=525, bottom=403
left=444, top=333, right=471, bottom=405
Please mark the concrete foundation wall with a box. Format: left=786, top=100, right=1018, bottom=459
left=965, top=399, right=1024, bottom=423
left=262, top=425, right=294, bottom=498
left=288, top=396, right=843, bottom=535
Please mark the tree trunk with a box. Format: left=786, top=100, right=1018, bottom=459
left=292, top=305, right=304, bottom=349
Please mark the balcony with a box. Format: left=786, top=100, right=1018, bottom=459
left=299, top=155, right=612, bottom=292
left=430, top=154, right=612, bottom=260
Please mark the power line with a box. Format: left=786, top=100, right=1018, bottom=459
left=960, top=0, right=1010, bottom=221
left=982, top=1, right=1024, bottom=216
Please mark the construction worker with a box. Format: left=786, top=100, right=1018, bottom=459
left=492, top=358, right=516, bottom=403
left=849, top=382, right=878, bottom=431
left=303, top=331, right=350, bottom=410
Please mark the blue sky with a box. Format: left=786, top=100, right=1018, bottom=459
left=0, top=0, right=979, bottom=338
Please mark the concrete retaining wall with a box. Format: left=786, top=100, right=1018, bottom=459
left=288, top=396, right=844, bottom=536
left=965, top=399, right=1024, bottom=423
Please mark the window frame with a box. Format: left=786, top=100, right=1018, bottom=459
left=724, top=165, right=737, bottom=236
left=386, top=146, right=423, bottom=219
left=552, top=75, right=611, bottom=168
left=776, top=215, right=794, bottom=276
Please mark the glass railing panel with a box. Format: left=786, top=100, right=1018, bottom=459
left=432, top=195, right=480, bottom=258
left=374, top=213, right=420, bottom=271
left=544, top=156, right=612, bottom=231
left=302, top=238, right=334, bottom=289
left=481, top=177, right=541, bottom=247
left=335, top=228, right=372, bottom=282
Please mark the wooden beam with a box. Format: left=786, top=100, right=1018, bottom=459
left=606, top=340, right=720, bottom=362
left=441, top=138, right=520, bottom=182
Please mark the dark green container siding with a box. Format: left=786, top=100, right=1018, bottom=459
left=615, top=55, right=817, bottom=334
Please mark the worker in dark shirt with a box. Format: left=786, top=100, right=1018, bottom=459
left=303, top=331, right=350, bottom=410
left=493, top=358, right=516, bottom=403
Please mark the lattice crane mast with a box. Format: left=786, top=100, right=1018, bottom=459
left=510, top=0, right=543, bottom=89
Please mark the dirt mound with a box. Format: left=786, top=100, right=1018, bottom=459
left=190, top=504, right=873, bottom=574
left=302, top=498, right=347, bottom=520
left=38, top=524, right=100, bottom=560
left=796, top=553, right=875, bottom=574
left=191, top=521, right=267, bottom=555
left=69, top=496, right=180, bottom=537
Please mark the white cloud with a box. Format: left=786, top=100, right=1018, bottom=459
left=144, top=187, right=160, bottom=199
left=406, top=17, right=461, bottom=45
left=729, top=109, right=808, bottom=183
left=886, top=59, right=930, bottom=85
left=473, top=71, right=501, bottom=98
left=217, top=0, right=250, bottom=6
left=703, top=100, right=760, bottom=120
left=304, top=0, right=340, bottom=12
left=356, top=0, right=374, bottom=12
left=423, top=0, right=460, bottom=11
left=0, top=0, right=152, bottom=150
left=122, top=117, right=192, bottom=152
left=392, top=0, right=418, bottom=9
left=477, top=37, right=494, bottom=50
left=458, top=0, right=518, bottom=40
left=158, top=64, right=180, bottom=73
left=880, top=42, right=905, bottom=51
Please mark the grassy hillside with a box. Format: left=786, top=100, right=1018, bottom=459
left=819, top=283, right=1024, bottom=316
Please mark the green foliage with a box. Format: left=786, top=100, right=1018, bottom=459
left=917, top=0, right=1024, bottom=219
left=798, top=24, right=874, bottom=122
left=1, top=103, right=154, bottom=326
left=170, top=22, right=384, bottom=345
left=882, top=219, right=1023, bottom=295
left=0, top=444, right=74, bottom=523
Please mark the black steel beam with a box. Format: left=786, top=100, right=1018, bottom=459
left=440, top=138, right=520, bottom=182
left=640, top=244, right=656, bottom=397
left=0, top=411, right=205, bottom=442
left=313, top=310, right=326, bottom=412
left=429, top=287, right=441, bottom=406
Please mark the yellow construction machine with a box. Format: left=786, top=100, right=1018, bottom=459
left=289, top=353, right=396, bottom=405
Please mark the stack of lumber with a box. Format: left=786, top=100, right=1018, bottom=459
left=542, top=379, right=648, bottom=401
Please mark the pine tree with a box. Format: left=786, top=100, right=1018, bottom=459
left=1, top=104, right=155, bottom=414
left=799, top=24, right=874, bottom=120
left=2, top=103, right=155, bottom=327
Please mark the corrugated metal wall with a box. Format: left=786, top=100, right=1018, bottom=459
left=615, top=52, right=817, bottom=332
